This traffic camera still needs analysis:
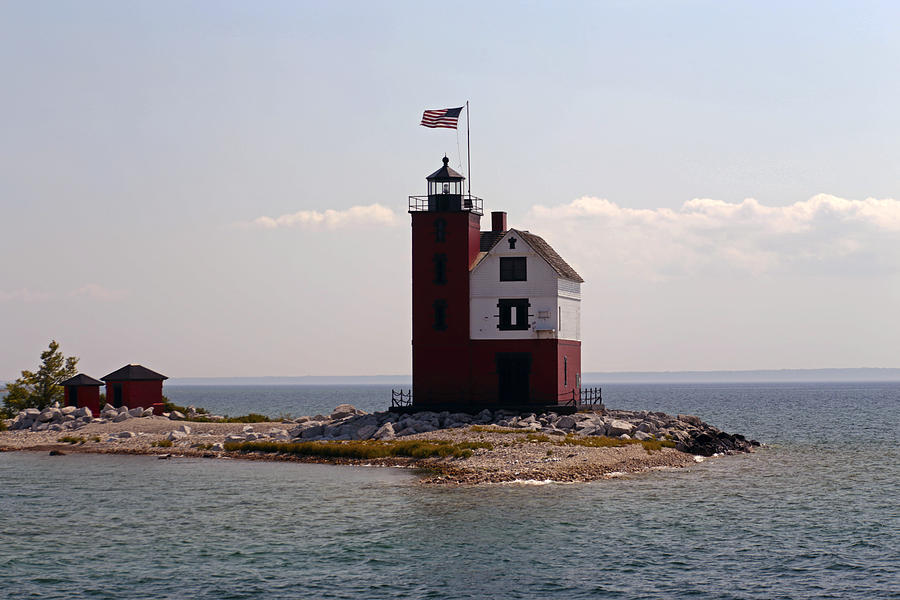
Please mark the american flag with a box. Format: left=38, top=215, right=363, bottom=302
left=420, top=106, right=464, bottom=129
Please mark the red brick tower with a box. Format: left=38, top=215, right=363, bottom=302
left=409, top=157, right=482, bottom=408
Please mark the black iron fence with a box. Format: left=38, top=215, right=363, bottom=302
left=559, top=387, right=603, bottom=409
left=391, top=389, right=413, bottom=408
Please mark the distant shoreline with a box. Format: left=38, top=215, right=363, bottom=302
left=160, top=368, right=900, bottom=386
left=4, top=368, right=900, bottom=389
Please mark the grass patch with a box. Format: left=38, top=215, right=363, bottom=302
left=151, top=439, right=174, bottom=448
left=560, top=434, right=676, bottom=453
left=224, top=439, right=493, bottom=460
left=524, top=433, right=675, bottom=454
left=469, top=425, right=525, bottom=434
left=90, top=436, right=101, bottom=443
left=188, top=413, right=272, bottom=424
left=59, top=436, right=85, bottom=445
left=0, top=420, right=7, bottom=432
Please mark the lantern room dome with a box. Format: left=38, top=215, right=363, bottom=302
left=426, top=155, right=465, bottom=182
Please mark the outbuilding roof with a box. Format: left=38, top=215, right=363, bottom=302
left=60, top=373, right=104, bottom=387
left=478, top=228, right=584, bottom=283
left=101, top=364, right=168, bottom=382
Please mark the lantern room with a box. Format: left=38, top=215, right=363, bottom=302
left=426, top=155, right=466, bottom=211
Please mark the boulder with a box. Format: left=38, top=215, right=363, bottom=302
left=224, top=434, right=246, bottom=444
left=678, top=414, right=703, bottom=426
left=606, top=420, right=634, bottom=436
left=556, top=415, right=577, bottom=430
left=168, top=431, right=187, bottom=441
left=142, top=408, right=155, bottom=417
left=23, top=408, right=41, bottom=418
left=38, top=410, right=56, bottom=423
left=118, top=406, right=130, bottom=414
left=60, top=406, right=77, bottom=416
left=112, top=412, right=131, bottom=423
left=128, top=407, right=143, bottom=418
left=373, top=422, right=395, bottom=440
left=330, top=404, right=358, bottom=420
left=633, top=431, right=652, bottom=441
left=211, top=443, right=225, bottom=451
left=178, top=425, right=192, bottom=434
left=117, top=431, right=137, bottom=439
left=300, top=424, right=325, bottom=439
left=356, top=425, right=378, bottom=440
left=74, top=407, right=92, bottom=419
left=169, top=411, right=186, bottom=420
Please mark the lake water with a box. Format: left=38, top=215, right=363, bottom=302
left=1, top=382, right=898, bottom=599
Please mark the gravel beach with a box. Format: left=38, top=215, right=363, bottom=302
left=1, top=405, right=745, bottom=484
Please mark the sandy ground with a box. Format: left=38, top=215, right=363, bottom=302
left=0, top=417, right=702, bottom=484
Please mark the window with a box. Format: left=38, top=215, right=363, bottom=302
left=433, top=254, right=447, bottom=284
left=498, top=299, right=530, bottom=331
left=499, top=257, right=526, bottom=281
left=508, top=237, right=517, bottom=250
left=433, top=300, right=447, bottom=331
left=434, top=218, right=446, bottom=242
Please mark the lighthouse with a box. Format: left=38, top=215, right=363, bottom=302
left=408, top=157, right=584, bottom=411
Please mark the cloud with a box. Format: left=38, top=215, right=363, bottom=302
left=250, top=203, right=399, bottom=229
left=0, top=288, right=51, bottom=303
left=69, top=284, right=129, bottom=302
left=528, top=194, right=900, bottom=280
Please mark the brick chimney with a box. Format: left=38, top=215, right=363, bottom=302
left=491, top=211, right=507, bottom=232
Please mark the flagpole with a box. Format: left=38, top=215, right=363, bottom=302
left=466, top=100, right=471, bottom=195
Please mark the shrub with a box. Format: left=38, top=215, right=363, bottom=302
left=161, top=397, right=210, bottom=416
left=59, top=436, right=85, bottom=445
left=187, top=413, right=271, bottom=424
left=524, top=432, right=675, bottom=454
left=224, top=439, right=492, bottom=460
left=469, top=425, right=523, bottom=434
left=152, top=439, right=174, bottom=448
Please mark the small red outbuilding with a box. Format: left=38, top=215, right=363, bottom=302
left=101, top=364, right=168, bottom=410
left=60, top=373, right=104, bottom=415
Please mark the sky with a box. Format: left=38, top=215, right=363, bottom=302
left=1, top=1, right=899, bottom=378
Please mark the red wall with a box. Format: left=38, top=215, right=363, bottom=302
left=557, top=339, right=582, bottom=405
left=411, top=211, right=481, bottom=406
left=468, top=339, right=559, bottom=406
left=105, top=380, right=164, bottom=409
left=64, top=386, right=101, bottom=415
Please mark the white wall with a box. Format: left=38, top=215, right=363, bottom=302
left=470, top=230, right=582, bottom=341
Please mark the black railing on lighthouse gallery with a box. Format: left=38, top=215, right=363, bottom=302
left=408, top=195, right=484, bottom=215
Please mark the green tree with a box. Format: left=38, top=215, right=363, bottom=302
left=3, top=340, right=79, bottom=414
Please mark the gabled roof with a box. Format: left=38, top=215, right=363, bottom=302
left=101, top=364, right=168, bottom=382
left=479, top=230, right=504, bottom=252
left=477, top=228, right=584, bottom=283
left=60, top=373, right=104, bottom=387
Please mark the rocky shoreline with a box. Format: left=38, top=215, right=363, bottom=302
left=1, top=403, right=759, bottom=484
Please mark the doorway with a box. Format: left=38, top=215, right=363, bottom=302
left=496, top=352, right=531, bottom=405
left=112, top=383, right=124, bottom=408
